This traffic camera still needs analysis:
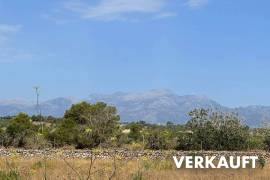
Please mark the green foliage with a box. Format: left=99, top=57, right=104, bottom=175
left=64, top=102, right=92, bottom=124
left=180, top=109, right=250, bottom=151
left=132, top=170, right=143, bottom=180
left=145, top=128, right=176, bottom=150
left=6, top=113, right=34, bottom=136
left=51, top=102, right=120, bottom=149
left=128, top=123, right=143, bottom=142
left=6, top=113, right=36, bottom=147
left=48, top=118, right=78, bottom=147
left=32, top=161, right=43, bottom=170
left=247, top=130, right=266, bottom=150
left=258, top=156, right=266, bottom=169
left=145, top=129, right=166, bottom=150
left=263, top=134, right=270, bottom=151
left=0, top=170, right=20, bottom=180
left=2, top=107, right=270, bottom=151
left=175, top=131, right=193, bottom=150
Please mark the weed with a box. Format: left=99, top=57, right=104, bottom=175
left=0, top=170, right=20, bottom=180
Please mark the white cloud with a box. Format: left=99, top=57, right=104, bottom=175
left=0, top=24, right=21, bottom=34
left=59, top=0, right=176, bottom=21
left=154, top=12, right=178, bottom=19
left=0, top=24, right=21, bottom=45
left=0, top=47, right=35, bottom=63
left=0, top=24, right=36, bottom=63
left=45, top=0, right=210, bottom=22
left=185, top=0, right=209, bottom=9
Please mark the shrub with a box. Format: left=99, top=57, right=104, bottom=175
left=0, top=170, right=20, bottom=180
left=6, top=113, right=37, bottom=147
left=258, top=156, right=266, bottom=169
left=132, top=170, right=143, bottom=180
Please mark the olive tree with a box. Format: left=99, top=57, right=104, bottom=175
left=54, top=102, right=120, bottom=149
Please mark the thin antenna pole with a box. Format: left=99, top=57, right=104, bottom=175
left=34, top=87, right=39, bottom=114
left=34, top=86, right=43, bottom=133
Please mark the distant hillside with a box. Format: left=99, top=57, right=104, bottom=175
left=0, top=90, right=270, bottom=127
left=0, top=98, right=75, bottom=117
left=88, top=90, right=228, bottom=124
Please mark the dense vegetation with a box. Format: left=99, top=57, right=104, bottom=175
left=0, top=101, right=270, bottom=151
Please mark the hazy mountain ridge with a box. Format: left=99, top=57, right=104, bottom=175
left=0, top=90, right=269, bottom=127
left=88, top=90, right=228, bottom=124
left=0, top=97, right=75, bottom=117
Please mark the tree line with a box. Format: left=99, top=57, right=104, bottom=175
left=1, top=101, right=270, bottom=151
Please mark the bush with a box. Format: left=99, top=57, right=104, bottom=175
left=264, top=134, right=270, bottom=151
left=6, top=113, right=37, bottom=147
left=183, top=109, right=249, bottom=151
left=258, top=156, right=266, bottom=169
left=0, top=170, right=20, bottom=180
left=24, top=134, right=51, bottom=149
left=49, top=102, right=120, bottom=149
left=48, top=118, right=78, bottom=147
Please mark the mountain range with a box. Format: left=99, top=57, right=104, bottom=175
left=0, top=90, right=270, bottom=127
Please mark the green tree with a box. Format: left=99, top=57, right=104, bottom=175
left=64, top=102, right=92, bottom=124
left=6, top=113, right=36, bottom=147
left=48, top=118, right=78, bottom=147
left=145, top=128, right=170, bottom=150
left=146, top=129, right=165, bottom=150
left=59, top=102, right=120, bottom=149
left=183, top=109, right=249, bottom=151
left=211, top=112, right=249, bottom=150
left=127, top=123, right=143, bottom=142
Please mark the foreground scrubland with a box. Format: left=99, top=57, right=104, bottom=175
left=0, top=155, right=268, bottom=180
left=2, top=102, right=270, bottom=179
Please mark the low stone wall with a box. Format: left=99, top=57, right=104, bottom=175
left=0, top=149, right=269, bottom=160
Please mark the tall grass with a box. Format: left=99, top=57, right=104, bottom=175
left=0, top=170, right=20, bottom=180
left=0, top=156, right=268, bottom=180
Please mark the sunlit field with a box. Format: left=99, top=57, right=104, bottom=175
left=0, top=156, right=268, bottom=180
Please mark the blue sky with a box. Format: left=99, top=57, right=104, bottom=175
left=0, top=0, right=270, bottom=107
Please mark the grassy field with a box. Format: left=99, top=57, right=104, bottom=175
left=0, top=156, right=268, bottom=180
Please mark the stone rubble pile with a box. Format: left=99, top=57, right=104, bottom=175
left=0, top=148, right=269, bottom=160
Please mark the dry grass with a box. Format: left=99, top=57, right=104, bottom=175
left=0, top=156, right=269, bottom=180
